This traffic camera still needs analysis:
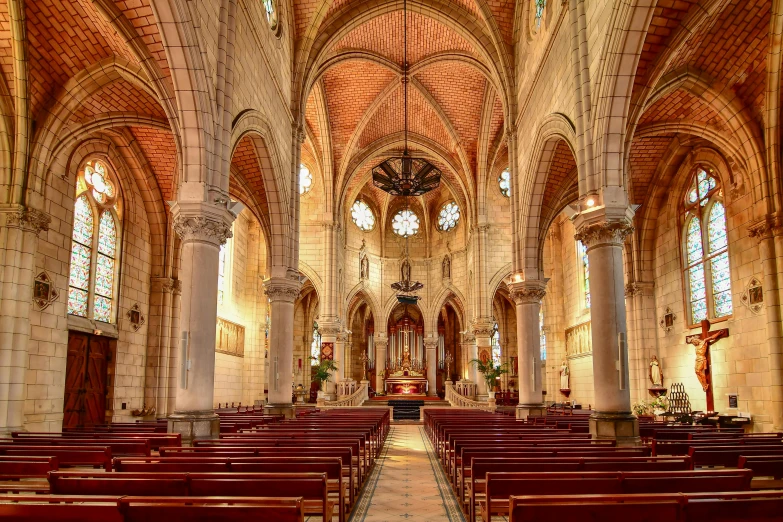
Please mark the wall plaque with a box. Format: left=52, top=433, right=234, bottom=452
left=216, top=317, right=245, bottom=357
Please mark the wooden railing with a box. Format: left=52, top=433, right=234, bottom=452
left=444, top=383, right=494, bottom=411
left=323, top=382, right=369, bottom=407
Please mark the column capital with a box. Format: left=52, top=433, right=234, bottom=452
left=748, top=214, right=780, bottom=243
left=624, top=281, right=654, bottom=298
left=318, top=320, right=343, bottom=337
left=508, top=280, right=547, bottom=304
left=171, top=201, right=234, bottom=246
left=3, top=206, right=50, bottom=235
left=151, top=277, right=179, bottom=294
left=574, top=220, right=634, bottom=250
left=263, top=277, right=301, bottom=303
left=423, top=339, right=439, bottom=349
left=471, top=319, right=495, bottom=338
left=462, top=332, right=476, bottom=343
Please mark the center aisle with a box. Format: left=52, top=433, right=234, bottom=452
left=349, top=424, right=466, bottom=522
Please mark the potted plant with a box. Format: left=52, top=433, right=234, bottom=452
left=470, top=358, right=509, bottom=399
left=311, top=356, right=338, bottom=399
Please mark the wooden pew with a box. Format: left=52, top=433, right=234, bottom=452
left=0, top=495, right=305, bottom=522
left=0, top=446, right=112, bottom=470
left=12, top=432, right=181, bottom=451
left=478, top=469, right=752, bottom=522
left=463, top=456, right=693, bottom=517
left=508, top=491, right=783, bottom=522
left=48, top=471, right=333, bottom=521
left=0, top=456, right=58, bottom=493
left=112, top=457, right=347, bottom=522
left=0, top=438, right=150, bottom=457
left=689, top=445, right=783, bottom=467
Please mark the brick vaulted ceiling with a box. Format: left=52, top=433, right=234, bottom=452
left=305, top=3, right=509, bottom=219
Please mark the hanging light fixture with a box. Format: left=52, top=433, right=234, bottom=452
left=371, top=0, right=441, bottom=197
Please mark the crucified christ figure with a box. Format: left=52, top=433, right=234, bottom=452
left=687, top=319, right=728, bottom=393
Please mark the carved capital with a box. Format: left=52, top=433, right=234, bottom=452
left=748, top=216, right=777, bottom=243
left=462, top=333, right=476, bottom=343
left=173, top=215, right=233, bottom=246
left=574, top=220, right=633, bottom=249
left=151, top=277, right=178, bottom=294
left=471, top=320, right=495, bottom=337
left=263, top=278, right=301, bottom=303
left=5, top=207, right=50, bottom=235
left=624, top=281, right=654, bottom=298
left=509, top=281, right=547, bottom=305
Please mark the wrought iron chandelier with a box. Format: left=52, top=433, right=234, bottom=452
left=371, top=0, right=441, bottom=198
left=377, top=0, right=435, bottom=304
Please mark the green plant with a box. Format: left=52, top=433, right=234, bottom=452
left=650, top=395, right=670, bottom=413
left=470, top=358, right=509, bottom=391
left=310, top=357, right=338, bottom=389
left=632, top=401, right=651, bottom=416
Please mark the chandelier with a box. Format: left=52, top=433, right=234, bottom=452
left=371, top=0, right=441, bottom=198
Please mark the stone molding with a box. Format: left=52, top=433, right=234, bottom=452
left=151, top=277, right=178, bottom=294
left=263, top=278, right=301, bottom=303
left=574, top=220, right=634, bottom=249
left=4, top=207, right=50, bottom=235
left=423, top=339, right=439, bottom=349
left=173, top=215, right=233, bottom=246
left=748, top=215, right=779, bottom=243
left=462, top=333, right=476, bottom=343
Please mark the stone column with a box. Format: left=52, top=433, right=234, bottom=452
left=168, top=203, right=233, bottom=442
left=0, top=207, right=49, bottom=434
left=462, top=333, right=477, bottom=386
left=624, top=281, right=656, bottom=404
left=574, top=218, right=639, bottom=445
left=318, top=321, right=341, bottom=398
left=263, top=277, right=300, bottom=417
left=509, top=280, right=547, bottom=419
left=148, top=277, right=177, bottom=418
left=750, top=218, right=783, bottom=430
left=424, top=337, right=438, bottom=396
left=472, top=322, right=494, bottom=397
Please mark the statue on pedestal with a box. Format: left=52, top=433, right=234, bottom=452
left=649, top=355, right=663, bottom=387
left=560, top=360, right=570, bottom=397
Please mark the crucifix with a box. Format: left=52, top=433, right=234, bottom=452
left=685, top=319, right=729, bottom=412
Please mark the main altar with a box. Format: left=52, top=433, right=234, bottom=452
left=383, top=347, right=428, bottom=395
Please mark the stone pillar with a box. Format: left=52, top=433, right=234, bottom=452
left=148, top=277, right=177, bottom=418
left=624, top=281, right=656, bottom=404
left=509, top=280, right=547, bottom=419
left=424, top=337, right=438, bottom=396
left=0, top=207, right=49, bottom=434
left=335, top=331, right=348, bottom=382
left=574, top=217, right=639, bottom=445
left=263, top=277, right=300, bottom=417
left=168, top=203, right=233, bottom=443
left=462, top=333, right=477, bottom=386
left=751, top=219, right=783, bottom=430
left=472, top=322, right=494, bottom=397
left=318, top=321, right=341, bottom=398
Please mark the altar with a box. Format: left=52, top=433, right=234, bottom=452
left=385, top=376, right=427, bottom=395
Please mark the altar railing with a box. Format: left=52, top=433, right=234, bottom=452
left=445, top=382, right=494, bottom=411
left=323, top=381, right=369, bottom=407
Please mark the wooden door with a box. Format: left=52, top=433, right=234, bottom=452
left=63, top=332, right=111, bottom=428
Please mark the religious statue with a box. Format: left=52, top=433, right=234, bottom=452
left=401, top=347, right=412, bottom=369
left=360, top=254, right=369, bottom=280
left=649, top=355, right=663, bottom=387
left=442, top=256, right=451, bottom=279
left=401, top=259, right=411, bottom=282
left=560, top=360, right=570, bottom=390
left=688, top=325, right=728, bottom=392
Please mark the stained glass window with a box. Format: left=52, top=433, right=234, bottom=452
left=67, top=159, right=122, bottom=323
left=491, top=324, right=501, bottom=365
left=392, top=209, right=420, bottom=237
left=311, top=322, right=321, bottom=361
left=264, top=0, right=278, bottom=29
left=683, top=167, right=732, bottom=324
left=299, top=164, right=312, bottom=195
left=539, top=309, right=547, bottom=361
left=577, top=240, right=591, bottom=308
left=535, top=0, right=546, bottom=28
left=218, top=243, right=227, bottom=305
left=351, top=200, right=375, bottom=231
left=437, top=201, right=460, bottom=232
left=499, top=169, right=511, bottom=197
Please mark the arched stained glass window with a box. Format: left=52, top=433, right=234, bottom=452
left=683, top=167, right=732, bottom=324
left=534, top=0, right=546, bottom=28
left=577, top=240, right=590, bottom=309
left=263, top=0, right=278, bottom=30
left=491, top=324, right=501, bottom=365
left=67, top=159, right=122, bottom=323
left=311, top=322, right=321, bottom=361
left=498, top=169, right=511, bottom=197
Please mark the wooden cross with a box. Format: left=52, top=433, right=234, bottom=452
left=685, top=319, right=729, bottom=412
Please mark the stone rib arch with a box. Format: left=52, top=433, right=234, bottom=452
left=298, top=261, right=325, bottom=303
left=518, top=113, right=577, bottom=278
left=487, top=263, right=514, bottom=315
left=428, top=285, right=467, bottom=337
left=345, top=287, right=382, bottom=335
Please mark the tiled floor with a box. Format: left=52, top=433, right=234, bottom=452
left=350, top=424, right=465, bottom=522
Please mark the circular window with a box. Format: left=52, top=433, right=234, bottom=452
left=351, top=200, right=375, bottom=231
left=438, top=201, right=460, bottom=232
left=498, top=169, right=511, bottom=197
left=263, top=0, right=279, bottom=31
left=299, top=164, right=313, bottom=195
left=392, top=209, right=420, bottom=237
